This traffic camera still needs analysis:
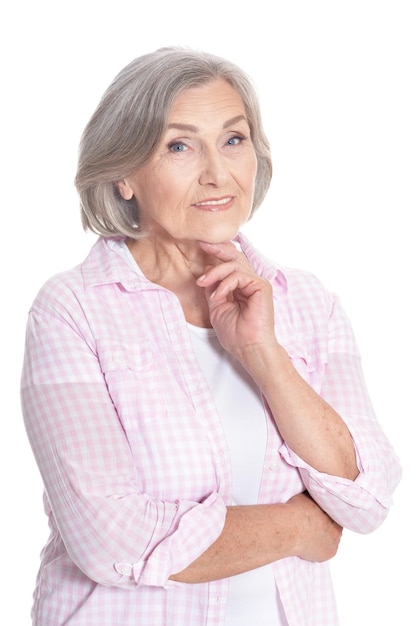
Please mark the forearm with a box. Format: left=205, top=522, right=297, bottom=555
left=170, top=493, right=341, bottom=583
left=239, top=342, right=359, bottom=480
left=170, top=504, right=293, bottom=583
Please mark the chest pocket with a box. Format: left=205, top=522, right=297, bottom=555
left=96, top=336, right=216, bottom=500
left=97, top=337, right=152, bottom=371
left=96, top=337, right=160, bottom=427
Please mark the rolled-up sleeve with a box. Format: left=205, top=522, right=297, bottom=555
left=21, top=306, right=227, bottom=589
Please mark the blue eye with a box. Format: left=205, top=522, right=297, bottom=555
left=227, top=135, right=245, bottom=146
left=168, top=142, right=187, bottom=152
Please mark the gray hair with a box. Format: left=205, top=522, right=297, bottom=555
left=75, top=47, right=273, bottom=238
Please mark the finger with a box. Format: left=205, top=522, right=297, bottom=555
left=196, top=248, right=252, bottom=287
left=211, top=272, right=264, bottom=302
left=196, top=260, right=242, bottom=288
left=208, top=274, right=241, bottom=301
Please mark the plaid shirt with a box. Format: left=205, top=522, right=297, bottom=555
left=21, top=233, right=401, bottom=625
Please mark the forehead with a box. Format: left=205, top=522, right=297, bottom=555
left=168, top=79, right=247, bottom=124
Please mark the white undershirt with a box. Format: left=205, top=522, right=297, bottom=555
left=188, top=324, right=288, bottom=626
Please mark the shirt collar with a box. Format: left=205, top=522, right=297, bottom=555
left=236, top=232, right=288, bottom=292
left=81, top=237, right=152, bottom=291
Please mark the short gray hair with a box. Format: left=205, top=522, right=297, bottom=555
left=75, top=47, right=273, bottom=238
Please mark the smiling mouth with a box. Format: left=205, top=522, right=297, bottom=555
left=193, top=197, right=234, bottom=210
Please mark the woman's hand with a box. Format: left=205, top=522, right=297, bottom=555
left=288, top=492, right=343, bottom=562
left=196, top=241, right=276, bottom=364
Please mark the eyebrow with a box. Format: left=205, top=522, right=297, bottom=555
left=223, top=114, right=247, bottom=129
left=167, top=115, right=248, bottom=133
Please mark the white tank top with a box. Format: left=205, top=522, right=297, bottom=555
left=188, top=324, right=288, bottom=626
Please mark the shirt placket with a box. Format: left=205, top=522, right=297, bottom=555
left=159, top=290, right=233, bottom=501
left=206, top=579, right=230, bottom=626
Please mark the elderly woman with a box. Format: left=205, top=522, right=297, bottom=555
left=21, top=47, right=401, bottom=626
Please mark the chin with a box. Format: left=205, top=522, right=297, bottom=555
left=198, top=223, right=242, bottom=245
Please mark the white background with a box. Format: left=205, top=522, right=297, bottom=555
left=1, top=1, right=415, bottom=624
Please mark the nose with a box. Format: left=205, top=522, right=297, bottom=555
left=198, top=147, right=229, bottom=187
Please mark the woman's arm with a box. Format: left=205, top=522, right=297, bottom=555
left=197, top=241, right=359, bottom=480
left=170, top=492, right=342, bottom=583
left=197, top=241, right=401, bottom=533
left=238, top=341, right=359, bottom=480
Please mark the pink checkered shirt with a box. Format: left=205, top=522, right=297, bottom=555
left=21, top=233, right=401, bottom=625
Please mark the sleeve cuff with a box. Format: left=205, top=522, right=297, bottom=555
left=279, top=443, right=393, bottom=509
left=114, top=491, right=227, bottom=588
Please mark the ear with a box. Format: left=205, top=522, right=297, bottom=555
left=115, top=179, right=134, bottom=201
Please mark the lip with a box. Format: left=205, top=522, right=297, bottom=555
left=192, top=196, right=234, bottom=212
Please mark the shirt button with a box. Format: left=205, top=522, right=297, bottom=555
left=115, top=563, right=132, bottom=576
left=269, top=462, right=280, bottom=471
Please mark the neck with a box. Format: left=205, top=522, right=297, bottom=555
left=127, top=236, right=212, bottom=283
left=126, top=236, right=214, bottom=328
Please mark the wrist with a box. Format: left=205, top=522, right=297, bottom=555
left=237, top=341, right=293, bottom=389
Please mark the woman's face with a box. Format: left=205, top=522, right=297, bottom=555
left=118, top=79, right=258, bottom=245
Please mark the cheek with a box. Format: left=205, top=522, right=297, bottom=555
left=154, top=166, right=191, bottom=196
left=239, top=147, right=257, bottom=177
left=239, top=154, right=258, bottom=190
left=138, top=174, right=171, bottom=209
